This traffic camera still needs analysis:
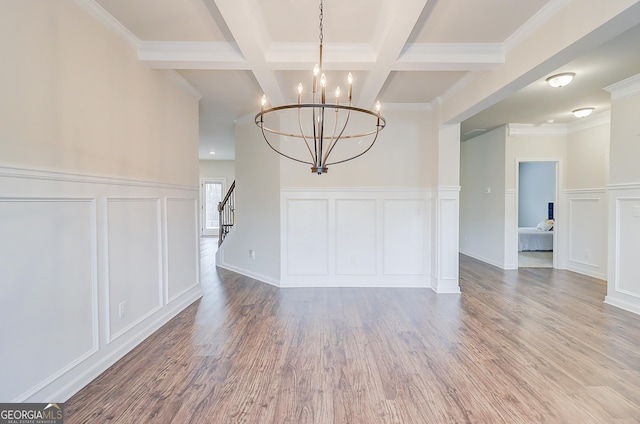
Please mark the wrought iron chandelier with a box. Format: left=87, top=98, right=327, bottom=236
left=254, top=0, right=386, bottom=174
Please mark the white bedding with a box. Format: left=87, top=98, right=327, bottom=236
left=518, top=227, right=553, bottom=251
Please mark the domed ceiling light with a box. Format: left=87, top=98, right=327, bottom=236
left=546, top=72, right=576, bottom=88
left=572, top=107, right=594, bottom=118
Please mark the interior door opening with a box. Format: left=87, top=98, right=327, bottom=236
left=517, top=161, right=557, bottom=268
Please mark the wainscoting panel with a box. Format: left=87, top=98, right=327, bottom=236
left=286, top=199, right=329, bottom=276
left=106, top=199, right=163, bottom=342
left=606, top=185, right=640, bottom=315
left=616, top=198, right=640, bottom=297
left=431, top=187, right=461, bottom=293
left=383, top=199, right=425, bottom=275
left=281, top=189, right=430, bottom=287
left=0, top=198, right=98, bottom=402
left=563, top=190, right=606, bottom=279
left=165, top=198, right=199, bottom=303
left=0, top=166, right=202, bottom=402
left=335, top=199, right=376, bottom=275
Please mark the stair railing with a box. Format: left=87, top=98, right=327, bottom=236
left=218, top=180, right=236, bottom=246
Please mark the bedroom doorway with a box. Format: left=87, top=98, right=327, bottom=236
left=517, top=161, right=557, bottom=268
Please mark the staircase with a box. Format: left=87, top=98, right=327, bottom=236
left=218, top=180, right=235, bottom=246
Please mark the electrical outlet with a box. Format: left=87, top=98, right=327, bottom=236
left=249, top=249, right=256, bottom=259
left=118, top=301, right=127, bottom=318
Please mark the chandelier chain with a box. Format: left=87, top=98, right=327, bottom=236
left=319, top=0, right=323, bottom=45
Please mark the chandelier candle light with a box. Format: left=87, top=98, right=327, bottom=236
left=254, top=0, right=386, bottom=174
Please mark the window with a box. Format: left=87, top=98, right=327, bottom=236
left=201, top=179, right=225, bottom=236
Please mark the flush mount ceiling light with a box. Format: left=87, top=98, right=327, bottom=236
left=572, top=107, right=594, bottom=118
left=209, top=151, right=216, bottom=155
left=254, top=0, right=385, bottom=175
left=546, top=72, right=576, bottom=88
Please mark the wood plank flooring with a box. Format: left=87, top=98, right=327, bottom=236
left=65, top=239, right=640, bottom=423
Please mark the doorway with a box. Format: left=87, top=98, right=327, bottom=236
left=201, top=179, right=225, bottom=237
left=517, top=161, right=557, bottom=268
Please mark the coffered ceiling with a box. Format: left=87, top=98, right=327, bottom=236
left=83, top=0, right=640, bottom=158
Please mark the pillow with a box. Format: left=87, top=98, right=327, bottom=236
left=536, top=219, right=554, bottom=231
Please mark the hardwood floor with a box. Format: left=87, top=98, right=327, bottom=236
left=65, top=240, right=640, bottom=423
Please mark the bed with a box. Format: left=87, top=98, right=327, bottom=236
left=518, top=227, right=554, bottom=251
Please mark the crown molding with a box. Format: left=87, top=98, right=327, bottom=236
left=396, top=43, right=504, bottom=71
left=73, top=0, right=140, bottom=49
left=604, top=73, right=640, bottom=101
left=507, top=111, right=611, bottom=137
left=567, top=111, right=610, bottom=132
left=265, top=43, right=376, bottom=70
left=503, top=0, right=571, bottom=52
left=508, top=123, right=567, bottom=137
left=138, top=42, right=247, bottom=69
left=383, top=103, right=432, bottom=111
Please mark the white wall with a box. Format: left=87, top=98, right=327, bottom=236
left=0, top=1, right=200, bottom=402
left=279, top=109, right=432, bottom=188
left=605, top=74, right=640, bottom=315
left=563, top=120, right=610, bottom=279
left=518, top=162, right=556, bottom=227
left=216, top=118, right=281, bottom=285
left=199, top=160, right=235, bottom=187
left=459, top=126, right=507, bottom=268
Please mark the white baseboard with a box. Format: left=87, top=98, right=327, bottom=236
left=604, top=295, right=640, bottom=316
left=44, top=287, right=202, bottom=403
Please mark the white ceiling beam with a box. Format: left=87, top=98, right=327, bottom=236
left=211, top=0, right=285, bottom=105
left=395, top=43, right=505, bottom=71
left=139, top=42, right=249, bottom=69
left=358, top=0, right=431, bottom=107
left=265, top=43, right=376, bottom=70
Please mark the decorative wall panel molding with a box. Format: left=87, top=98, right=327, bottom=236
left=105, top=198, right=163, bottom=343
left=0, top=166, right=201, bottom=402
left=165, top=198, right=200, bottom=303
left=281, top=189, right=430, bottom=287
left=0, top=198, right=99, bottom=401
left=567, top=197, right=604, bottom=270
left=605, top=186, right=640, bottom=315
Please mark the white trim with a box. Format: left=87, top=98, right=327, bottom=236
left=503, top=0, right=572, bottom=52
left=280, top=186, right=431, bottom=193
left=216, top=262, right=281, bottom=287
left=568, top=111, right=611, bottom=132
left=608, top=182, right=640, bottom=191
left=507, top=111, right=610, bottom=137
left=0, top=165, right=198, bottom=191
left=605, top=296, right=640, bottom=316
left=73, top=0, right=140, bottom=49
left=50, top=287, right=202, bottom=402
left=563, top=188, right=606, bottom=195
left=604, top=73, right=640, bottom=101
left=383, top=103, right=433, bottom=111
left=396, top=43, right=504, bottom=71
left=139, top=41, right=248, bottom=69
left=614, top=197, right=640, bottom=299
left=266, top=43, right=376, bottom=68
left=508, top=123, right=567, bottom=137
left=6, top=198, right=100, bottom=402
